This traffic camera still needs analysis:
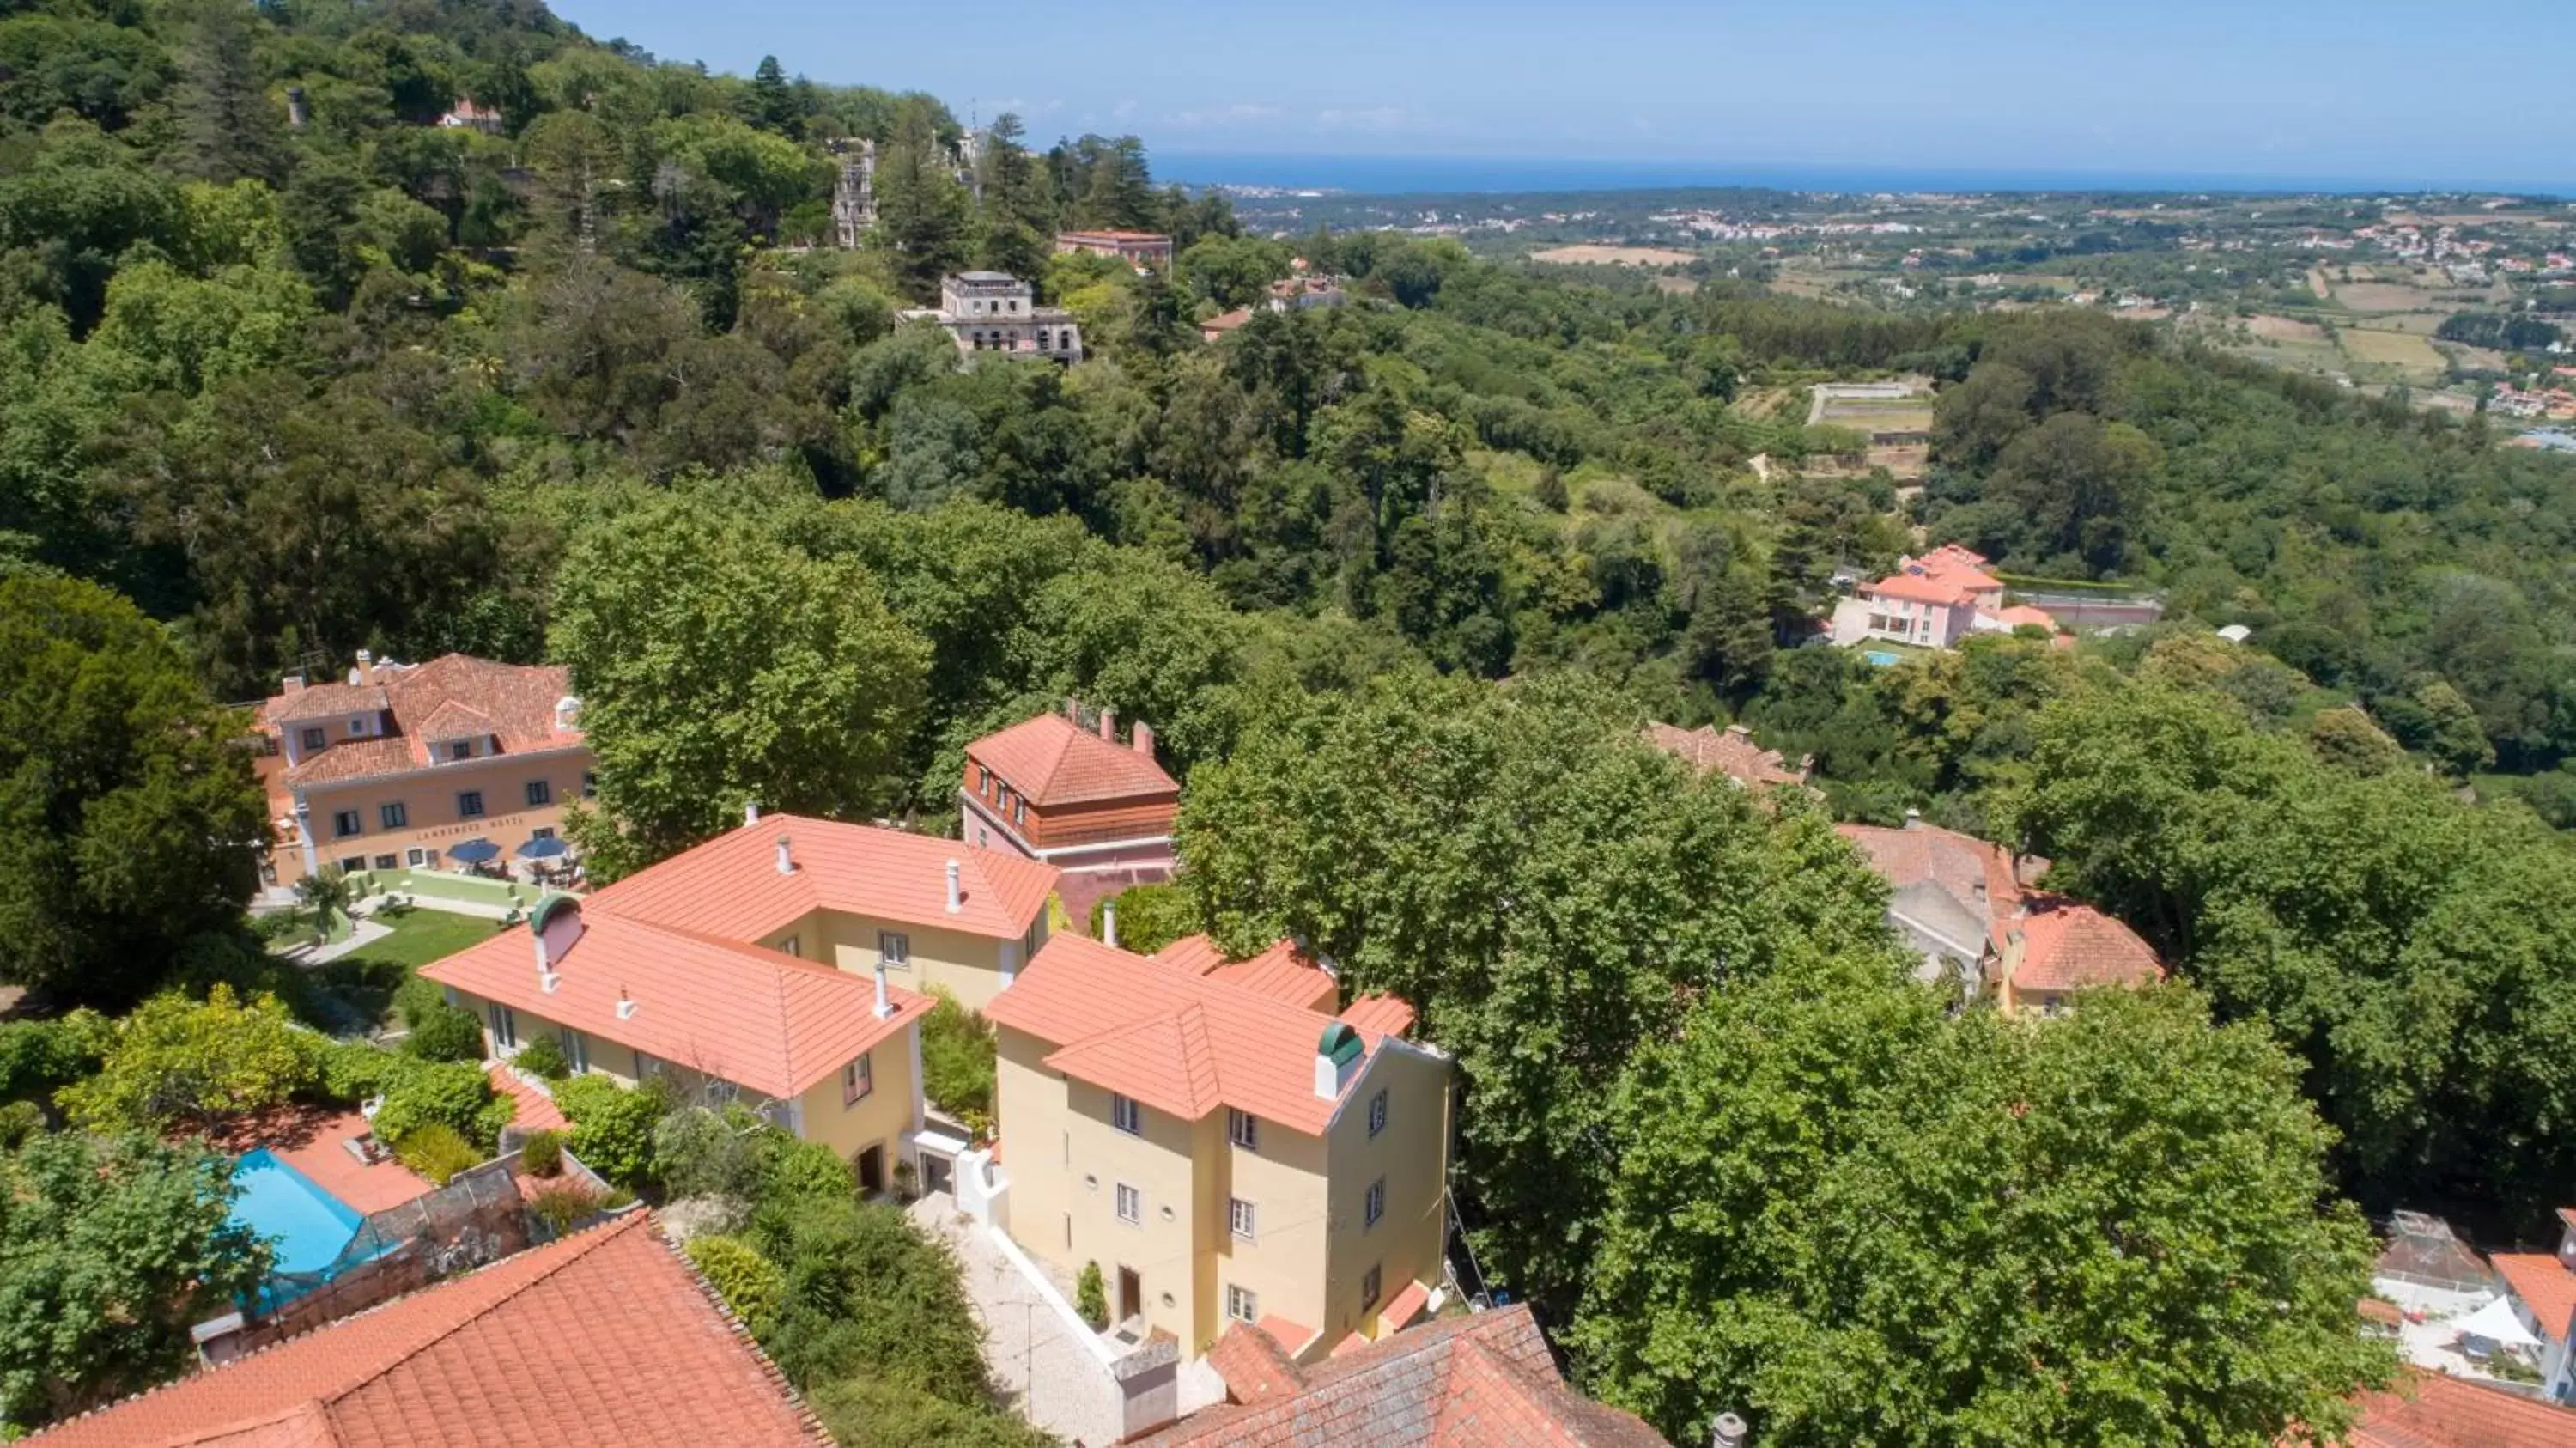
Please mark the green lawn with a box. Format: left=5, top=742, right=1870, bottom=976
left=302, top=908, right=505, bottom=1031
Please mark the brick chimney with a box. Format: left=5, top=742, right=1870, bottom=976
left=282, top=673, right=306, bottom=695
left=1133, top=721, right=1156, bottom=758
left=1098, top=707, right=1116, bottom=743
left=355, top=648, right=374, bottom=684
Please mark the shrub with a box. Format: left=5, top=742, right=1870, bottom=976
left=520, top=1128, right=563, bottom=1177
left=686, top=1234, right=786, bottom=1335
left=757, top=1198, right=990, bottom=1402
left=528, top=1180, right=603, bottom=1234
left=1085, top=880, right=1198, bottom=957
left=392, top=1123, right=481, bottom=1184
left=317, top=1039, right=408, bottom=1103
left=920, top=990, right=995, bottom=1124
left=0, top=1099, right=45, bottom=1148
left=762, top=1135, right=854, bottom=1208
left=509, top=1035, right=568, bottom=1080
left=392, top=974, right=450, bottom=1030
left=0, top=1012, right=106, bottom=1105
left=553, top=1074, right=665, bottom=1189
left=401, top=1004, right=485, bottom=1063
left=374, top=1060, right=511, bottom=1151
left=654, top=1104, right=769, bottom=1202
left=1077, top=1261, right=1107, bottom=1329
left=58, top=986, right=319, bottom=1130
left=807, top=1372, right=1054, bottom=1447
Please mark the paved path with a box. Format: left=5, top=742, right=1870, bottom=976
left=283, top=917, right=393, bottom=966
left=911, top=1196, right=1124, bottom=1446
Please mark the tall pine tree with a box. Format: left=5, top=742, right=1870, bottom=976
left=173, top=0, right=284, bottom=186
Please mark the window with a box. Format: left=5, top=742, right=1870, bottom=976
left=525, top=779, right=551, bottom=808
left=1361, top=1263, right=1382, bottom=1312
left=379, top=801, right=408, bottom=830
left=531, top=826, right=555, bottom=841
left=405, top=848, right=427, bottom=867
left=878, top=931, right=910, bottom=970
left=337, top=855, right=365, bottom=873
left=456, top=790, right=485, bottom=819
left=581, top=771, right=598, bottom=799
left=842, top=1052, right=873, bottom=1105
left=1368, top=1090, right=1388, bottom=1138
left=332, top=809, right=361, bottom=838
left=1228, top=1108, right=1258, bottom=1151
left=485, top=1001, right=517, bottom=1049
left=1227, top=1284, right=1258, bottom=1323
left=1364, top=1177, right=1385, bottom=1229
left=1111, top=1093, right=1140, bottom=1135
left=301, top=727, right=327, bottom=752
left=1115, top=1183, right=1140, bottom=1224
left=347, top=715, right=369, bottom=736
left=634, top=1051, right=662, bottom=1080
left=779, top=934, right=800, bottom=958
left=1013, top=796, right=1027, bottom=827
left=446, top=740, right=474, bottom=762
left=373, top=854, right=397, bottom=871
left=559, top=1028, right=588, bottom=1074
left=1229, top=1197, right=1257, bottom=1240
left=976, top=764, right=991, bottom=796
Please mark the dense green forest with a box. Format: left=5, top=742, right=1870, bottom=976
left=10, top=0, right=2576, bottom=1442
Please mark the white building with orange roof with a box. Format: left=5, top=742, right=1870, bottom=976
left=1827, top=544, right=2069, bottom=651
left=978, top=931, right=1452, bottom=1362
left=421, top=812, right=1060, bottom=1193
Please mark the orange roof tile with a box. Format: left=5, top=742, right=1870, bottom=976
left=986, top=934, right=1429, bottom=1135
left=1146, top=1305, right=1670, bottom=1447
left=1984, top=604, right=2059, bottom=632
left=1254, top=1314, right=1321, bottom=1359
left=1212, top=1317, right=1308, bottom=1401
left=2009, top=897, right=2165, bottom=993
left=1643, top=721, right=1811, bottom=788
left=1157, top=934, right=1340, bottom=1013
left=1380, top=1278, right=1431, bottom=1331
left=32, top=1216, right=824, bottom=1447
left=1338, top=995, right=1418, bottom=1038
left=2344, top=1368, right=2576, bottom=1448
left=2494, top=1253, right=2576, bottom=1342
left=486, top=1064, right=568, bottom=1133
left=422, top=908, right=929, bottom=1099
left=966, top=713, right=1179, bottom=809
left=587, top=814, right=1056, bottom=941
left=261, top=655, right=582, bottom=790
left=1838, top=821, right=2024, bottom=940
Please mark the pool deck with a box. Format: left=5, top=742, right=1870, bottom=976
left=213, top=1105, right=434, bottom=1215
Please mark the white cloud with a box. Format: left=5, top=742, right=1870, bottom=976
left=1165, top=102, right=1285, bottom=130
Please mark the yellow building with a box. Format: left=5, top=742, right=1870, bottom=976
left=983, top=933, right=1452, bottom=1360
left=418, top=812, right=1059, bottom=1189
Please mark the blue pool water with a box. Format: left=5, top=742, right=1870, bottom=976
left=232, top=1147, right=365, bottom=1275
left=1863, top=650, right=1902, bottom=666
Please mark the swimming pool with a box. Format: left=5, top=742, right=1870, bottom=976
left=232, top=1147, right=366, bottom=1276
left=1863, top=650, right=1902, bottom=666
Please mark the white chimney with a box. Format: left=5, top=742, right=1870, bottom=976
left=744, top=800, right=762, bottom=826
left=1314, top=1024, right=1364, bottom=1100
left=776, top=835, right=795, bottom=875
left=616, top=989, right=637, bottom=1020
left=1103, top=897, right=1119, bottom=948
left=873, top=960, right=892, bottom=1019
left=1098, top=707, right=1116, bottom=742
left=282, top=673, right=305, bottom=694
left=944, top=860, right=962, bottom=914
left=1903, top=807, right=1923, bottom=830
left=1710, top=1413, right=1749, bottom=1448
left=355, top=648, right=373, bottom=684
left=533, top=929, right=560, bottom=993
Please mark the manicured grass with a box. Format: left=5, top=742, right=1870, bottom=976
left=302, top=908, right=505, bottom=1031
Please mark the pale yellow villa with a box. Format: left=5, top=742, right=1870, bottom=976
left=981, top=932, right=1452, bottom=1361
left=421, top=811, right=1058, bottom=1192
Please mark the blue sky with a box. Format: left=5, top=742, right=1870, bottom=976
left=549, top=0, right=2573, bottom=191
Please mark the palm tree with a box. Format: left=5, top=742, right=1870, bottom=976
left=295, top=865, right=355, bottom=945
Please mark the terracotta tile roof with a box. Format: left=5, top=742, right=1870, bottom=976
left=986, top=934, right=1427, bottom=1135
left=1144, top=1305, right=1670, bottom=1446
left=260, top=655, right=582, bottom=790
left=486, top=1064, right=568, bottom=1133
left=965, top=713, right=1179, bottom=809
left=1338, top=994, right=1419, bottom=1037
left=1157, top=934, right=1340, bottom=1013
left=1862, top=572, right=1975, bottom=606
left=1203, top=307, right=1256, bottom=336
left=422, top=907, right=930, bottom=1099
left=1643, top=721, right=1810, bottom=788
left=2343, top=1369, right=2576, bottom=1448
left=1838, top=821, right=2023, bottom=940
left=1984, top=604, right=2060, bottom=632
left=1214, top=1317, right=1309, bottom=1398
left=1255, top=1314, right=1321, bottom=1358
left=2008, top=896, right=2165, bottom=993
left=2494, top=1253, right=2576, bottom=1342
left=1382, top=1277, right=1432, bottom=1329
left=31, top=1216, right=824, bottom=1448
left=587, top=814, right=1057, bottom=941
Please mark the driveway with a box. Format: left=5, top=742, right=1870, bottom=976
left=911, top=1196, right=1126, bottom=1446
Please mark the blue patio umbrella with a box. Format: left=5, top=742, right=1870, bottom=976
left=516, top=835, right=571, bottom=861
left=445, top=837, right=501, bottom=866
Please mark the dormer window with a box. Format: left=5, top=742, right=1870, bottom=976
left=347, top=715, right=372, bottom=737
left=443, top=739, right=477, bottom=763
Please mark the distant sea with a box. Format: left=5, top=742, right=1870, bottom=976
left=1153, top=151, right=2576, bottom=199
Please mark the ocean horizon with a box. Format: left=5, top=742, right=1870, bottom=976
left=1151, top=150, right=2576, bottom=200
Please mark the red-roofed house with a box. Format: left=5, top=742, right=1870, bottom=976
left=1055, top=228, right=1176, bottom=269
left=2339, top=1367, right=2576, bottom=1446
left=1140, top=1304, right=1670, bottom=1446
left=421, top=812, right=1057, bottom=1192
left=981, top=933, right=1450, bottom=1360
left=1827, top=544, right=2069, bottom=651
left=2493, top=1212, right=2576, bottom=1405
left=1838, top=812, right=2161, bottom=1013
left=1643, top=721, right=1812, bottom=790
left=252, top=653, right=592, bottom=891
left=30, top=1215, right=826, bottom=1447
left=963, top=703, right=1182, bottom=881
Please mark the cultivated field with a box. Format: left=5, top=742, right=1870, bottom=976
left=1528, top=244, right=1701, bottom=266
left=2340, top=327, right=2447, bottom=374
